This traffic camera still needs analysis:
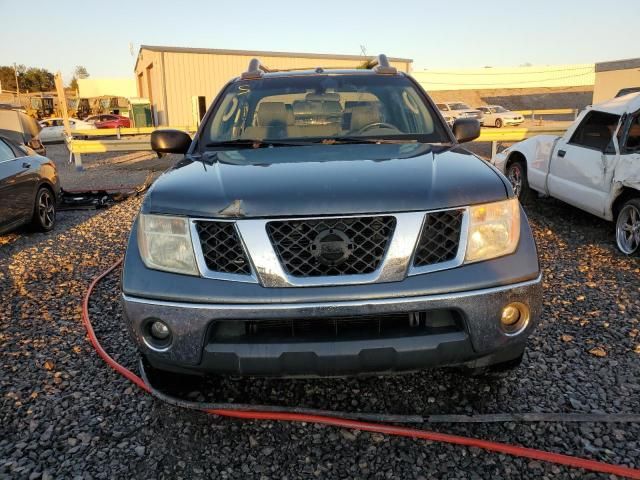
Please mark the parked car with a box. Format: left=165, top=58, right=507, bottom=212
left=85, top=114, right=131, bottom=129
left=437, top=102, right=484, bottom=125
left=0, top=135, right=60, bottom=234
left=477, top=105, right=524, bottom=128
left=38, top=117, right=96, bottom=143
left=0, top=106, right=46, bottom=156
left=493, top=93, right=640, bottom=255
left=442, top=114, right=455, bottom=127
left=122, top=55, right=541, bottom=379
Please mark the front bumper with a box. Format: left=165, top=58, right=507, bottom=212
left=123, top=274, right=542, bottom=376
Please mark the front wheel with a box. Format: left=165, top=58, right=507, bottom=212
left=495, top=118, right=503, bottom=128
left=505, top=160, right=532, bottom=204
left=31, top=187, right=56, bottom=232
left=615, top=198, right=640, bottom=255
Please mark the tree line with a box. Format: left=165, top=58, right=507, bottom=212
left=0, top=65, right=89, bottom=93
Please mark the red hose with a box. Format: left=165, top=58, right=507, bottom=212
left=83, top=258, right=640, bottom=479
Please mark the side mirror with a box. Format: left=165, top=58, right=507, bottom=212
left=452, top=118, right=481, bottom=143
left=151, top=129, right=191, bottom=154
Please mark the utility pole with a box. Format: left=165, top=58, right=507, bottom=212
left=54, top=72, right=71, bottom=135
left=54, top=72, right=81, bottom=169
left=13, top=63, right=20, bottom=95
left=13, top=63, right=21, bottom=105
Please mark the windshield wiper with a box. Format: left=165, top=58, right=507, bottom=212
left=205, top=139, right=315, bottom=149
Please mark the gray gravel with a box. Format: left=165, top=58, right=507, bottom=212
left=44, top=143, right=177, bottom=191
left=1, top=185, right=639, bottom=478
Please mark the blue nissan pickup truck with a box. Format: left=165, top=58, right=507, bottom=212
left=121, top=55, right=542, bottom=378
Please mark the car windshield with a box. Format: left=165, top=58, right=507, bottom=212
left=450, top=103, right=471, bottom=110
left=492, top=106, right=508, bottom=113
left=199, top=74, right=449, bottom=148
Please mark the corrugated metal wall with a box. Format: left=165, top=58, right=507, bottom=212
left=593, top=69, right=640, bottom=104
left=412, top=64, right=595, bottom=91
left=135, top=49, right=411, bottom=126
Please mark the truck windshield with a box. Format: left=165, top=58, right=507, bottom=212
left=450, top=103, right=471, bottom=110
left=200, top=74, right=449, bottom=148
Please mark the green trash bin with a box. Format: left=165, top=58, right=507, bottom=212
left=129, top=98, right=153, bottom=127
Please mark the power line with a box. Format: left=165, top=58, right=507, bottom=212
left=418, top=71, right=594, bottom=87
left=416, top=66, right=593, bottom=76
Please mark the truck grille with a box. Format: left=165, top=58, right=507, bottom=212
left=413, top=210, right=464, bottom=267
left=210, top=310, right=462, bottom=343
left=266, top=216, right=396, bottom=277
left=195, top=221, right=251, bottom=275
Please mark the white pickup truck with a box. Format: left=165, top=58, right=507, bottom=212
left=493, top=93, right=640, bottom=255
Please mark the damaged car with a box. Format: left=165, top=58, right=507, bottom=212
left=122, top=55, right=542, bottom=378
left=493, top=92, right=640, bottom=255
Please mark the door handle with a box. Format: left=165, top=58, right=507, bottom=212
left=22, top=162, right=31, bottom=168
left=557, top=150, right=566, bottom=158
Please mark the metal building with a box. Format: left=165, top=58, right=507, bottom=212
left=134, top=45, right=413, bottom=126
left=593, top=58, right=640, bottom=104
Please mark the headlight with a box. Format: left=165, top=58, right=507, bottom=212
left=137, top=214, right=198, bottom=275
left=465, top=198, right=520, bottom=263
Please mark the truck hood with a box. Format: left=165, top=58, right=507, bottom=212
left=143, top=143, right=508, bottom=218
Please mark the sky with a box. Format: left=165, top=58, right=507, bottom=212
left=0, top=0, right=638, bottom=81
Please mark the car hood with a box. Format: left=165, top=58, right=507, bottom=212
left=143, top=143, right=508, bottom=218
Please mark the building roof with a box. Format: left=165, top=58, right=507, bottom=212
left=595, top=57, right=640, bottom=73
left=135, top=45, right=412, bottom=71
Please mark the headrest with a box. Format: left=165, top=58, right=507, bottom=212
left=256, top=102, right=288, bottom=126
left=349, top=104, right=382, bottom=131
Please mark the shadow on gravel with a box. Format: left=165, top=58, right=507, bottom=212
left=524, top=197, right=615, bottom=249
left=0, top=210, right=99, bottom=253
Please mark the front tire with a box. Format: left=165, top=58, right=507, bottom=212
left=31, top=187, right=56, bottom=232
left=505, top=160, right=532, bottom=204
left=495, top=118, right=503, bottom=128
left=615, top=198, right=640, bottom=255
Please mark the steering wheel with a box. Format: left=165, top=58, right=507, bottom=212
left=356, top=122, right=399, bottom=134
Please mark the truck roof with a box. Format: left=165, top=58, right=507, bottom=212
left=237, top=54, right=401, bottom=81
left=236, top=68, right=405, bottom=80
left=591, top=92, right=640, bottom=116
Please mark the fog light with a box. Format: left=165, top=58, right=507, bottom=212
left=501, top=305, right=521, bottom=326
left=150, top=320, right=170, bottom=340
left=500, top=302, right=530, bottom=335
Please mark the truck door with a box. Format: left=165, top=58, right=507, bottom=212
left=547, top=110, right=620, bottom=217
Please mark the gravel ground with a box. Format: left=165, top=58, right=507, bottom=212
left=1, top=171, right=639, bottom=478
left=44, top=143, right=176, bottom=191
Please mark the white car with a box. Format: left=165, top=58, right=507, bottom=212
left=436, top=102, right=484, bottom=125
left=38, top=117, right=95, bottom=143
left=493, top=93, right=640, bottom=255
left=477, top=105, right=524, bottom=128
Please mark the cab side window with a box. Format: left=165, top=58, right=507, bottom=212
left=0, top=139, right=16, bottom=162
left=624, top=113, right=640, bottom=151
left=569, top=111, right=620, bottom=152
